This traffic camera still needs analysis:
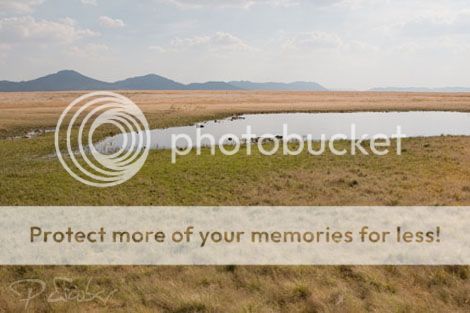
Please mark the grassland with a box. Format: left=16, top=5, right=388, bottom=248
left=2, top=90, right=470, bottom=137
left=0, top=91, right=469, bottom=312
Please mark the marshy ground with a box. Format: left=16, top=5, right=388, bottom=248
left=0, top=91, right=469, bottom=312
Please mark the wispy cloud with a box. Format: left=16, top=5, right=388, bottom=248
left=164, top=0, right=300, bottom=9
left=281, top=31, right=378, bottom=52
left=80, top=0, right=98, bottom=5
left=0, top=16, right=98, bottom=44
left=98, top=16, right=125, bottom=29
left=162, top=0, right=382, bottom=10
left=154, top=32, right=254, bottom=52
left=68, top=43, right=110, bottom=58
left=0, top=0, right=44, bottom=14
left=0, top=43, right=11, bottom=62
left=148, top=45, right=167, bottom=53
left=398, top=9, right=470, bottom=37
left=282, top=31, right=343, bottom=50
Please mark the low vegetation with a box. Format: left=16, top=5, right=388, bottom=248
left=0, top=91, right=468, bottom=312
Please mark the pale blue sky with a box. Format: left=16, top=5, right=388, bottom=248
left=1, top=0, right=469, bottom=89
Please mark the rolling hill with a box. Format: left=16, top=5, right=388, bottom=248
left=0, top=70, right=111, bottom=92
left=186, top=81, right=241, bottom=90
left=112, top=74, right=186, bottom=90
left=0, top=70, right=328, bottom=92
left=370, top=87, right=470, bottom=92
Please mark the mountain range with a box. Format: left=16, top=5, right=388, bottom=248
left=369, top=87, right=470, bottom=92
left=2, top=71, right=468, bottom=92
left=0, top=70, right=328, bottom=92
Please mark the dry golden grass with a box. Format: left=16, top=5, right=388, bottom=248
left=0, top=91, right=469, bottom=312
left=2, top=90, right=470, bottom=136
left=0, top=265, right=468, bottom=312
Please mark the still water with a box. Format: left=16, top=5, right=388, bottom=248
left=95, top=111, right=470, bottom=151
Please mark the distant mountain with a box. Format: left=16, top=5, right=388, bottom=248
left=186, top=81, right=241, bottom=90
left=0, top=70, right=328, bottom=92
left=0, top=70, right=111, bottom=92
left=4, top=71, right=470, bottom=93
left=370, top=87, right=470, bottom=92
left=113, top=74, right=185, bottom=90
left=229, top=81, right=327, bottom=91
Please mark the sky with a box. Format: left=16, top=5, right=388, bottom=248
left=0, top=0, right=470, bottom=90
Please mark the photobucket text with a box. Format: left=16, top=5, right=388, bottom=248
left=171, top=124, right=406, bottom=163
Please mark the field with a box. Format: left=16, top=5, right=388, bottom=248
left=2, top=91, right=470, bottom=136
left=0, top=91, right=469, bottom=312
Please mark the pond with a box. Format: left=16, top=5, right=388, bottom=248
left=95, top=111, right=470, bottom=151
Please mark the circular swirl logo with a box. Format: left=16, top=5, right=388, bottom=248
left=55, top=91, right=150, bottom=187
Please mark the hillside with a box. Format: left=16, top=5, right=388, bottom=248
left=0, top=70, right=328, bottom=92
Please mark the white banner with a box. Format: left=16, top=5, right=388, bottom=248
left=0, top=206, right=468, bottom=265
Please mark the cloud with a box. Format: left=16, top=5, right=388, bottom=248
left=170, top=35, right=213, bottom=49
left=163, top=0, right=374, bottom=9
left=168, top=32, right=253, bottom=51
left=0, top=0, right=44, bottom=14
left=282, top=31, right=344, bottom=50
left=164, top=0, right=300, bottom=9
left=148, top=45, right=167, bottom=53
left=0, top=16, right=98, bottom=44
left=98, top=16, right=125, bottom=29
left=393, top=37, right=470, bottom=55
left=80, top=0, right=97, bottom=5
left=398, top=9, right=470, bottom=37
left=281, top=31, right=378, bottom=52
left=336, top=0, right=388, bottom=9
left=0, top=43, right=11, bottom=62
left=68, top=43, right=110, bottom=57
